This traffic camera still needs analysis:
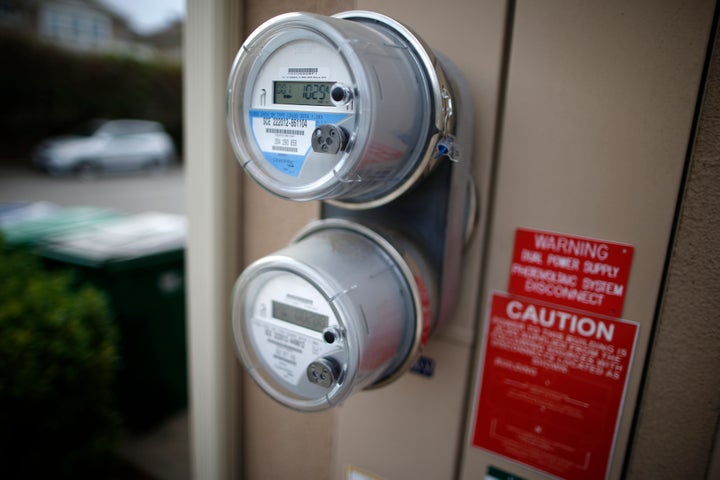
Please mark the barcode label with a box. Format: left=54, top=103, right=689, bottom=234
left=281, top=66, right=330, bottom=79
left=272, top=146, right=299, bottom=153
left=287, top=67, right=318, bottom=75
left=267, top=128, right=305, bottom=136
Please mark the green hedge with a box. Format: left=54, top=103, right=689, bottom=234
left=0, top=30, right=182, bottom=159
left=0, top=238, right=121, bottom=478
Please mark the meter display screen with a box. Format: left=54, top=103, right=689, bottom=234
left=272, top=300, right=328, bottom=332
left=273, top=81, right=334, bottom=106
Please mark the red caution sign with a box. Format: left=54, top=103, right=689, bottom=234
left=508, top=228, right=633, bottom=318
left=471, top=292, right=638, bottom=480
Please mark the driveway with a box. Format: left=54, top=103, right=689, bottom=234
left=0, top=160, right=185, bottom=215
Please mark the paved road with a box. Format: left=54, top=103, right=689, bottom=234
left=0, top=160, right=185, bottom=215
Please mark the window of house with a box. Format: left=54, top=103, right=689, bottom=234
left=39, top=5, right=111, bottom=49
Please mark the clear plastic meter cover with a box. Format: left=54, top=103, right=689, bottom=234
left=226, top=11, right=441, bottom=207
left=231, top=220, right=436, bottom=411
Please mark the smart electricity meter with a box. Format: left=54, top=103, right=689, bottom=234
left=231, top=219, right=437, bottom=411
left=226, top=11, right=455, bottom=208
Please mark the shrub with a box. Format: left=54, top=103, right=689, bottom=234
left=0, top=238, right=121, bottom=478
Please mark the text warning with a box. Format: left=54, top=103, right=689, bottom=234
left=508, top=228, right=634, bottom=317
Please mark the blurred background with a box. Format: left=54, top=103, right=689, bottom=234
left=0, top=0, right=183, bottom=162
left=0, top=1, right=188, bottom=479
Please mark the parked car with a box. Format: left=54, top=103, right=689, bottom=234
left=33, top=119, right=176, bottom=175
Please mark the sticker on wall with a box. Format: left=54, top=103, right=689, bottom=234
left=410, top=355, right=435, bottom=377
left=508, top=228, right=634, bottom=317
left=486, top=465, right=527, bottom=480
left=471, top=292, right=639, bottom=480
left=345, top=465, right=384, bottom=480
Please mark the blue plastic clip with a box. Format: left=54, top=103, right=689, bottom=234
left=435, top=135, right=459, bottom=162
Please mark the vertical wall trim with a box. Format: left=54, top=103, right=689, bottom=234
left=454, top=1, right=515, bottom=477
left=184, top=0, right=243, bottom=478
left=623, top=6, right=719, bottom=477
left=623, top=3, right=720, bottom=477
left=708, top=418, right=720, bottom=479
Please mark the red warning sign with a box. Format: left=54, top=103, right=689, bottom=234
left=471, top=292, right=638, bottom=480
left=508, top=228, right=634, bottom=317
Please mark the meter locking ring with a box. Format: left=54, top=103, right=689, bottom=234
left=312, top=124, right=348, bottom=155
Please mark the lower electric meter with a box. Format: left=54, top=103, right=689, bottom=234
left=226, top=10, right=455, bottom=208
left=231, top=220, right=436, bottom=411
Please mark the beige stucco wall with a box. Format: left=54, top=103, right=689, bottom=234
left=625, top=22, right=720, bottom=479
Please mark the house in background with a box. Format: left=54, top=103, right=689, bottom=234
left=142, top=18, right=182, bottom=62
left=38, top=0, right=129, bottom=52
left=0, top=0, right=182, bottom=61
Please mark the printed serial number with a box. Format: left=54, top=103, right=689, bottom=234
left=263, top=118, right=309, bottom=128
left=266, top=128, right=305, bottom=136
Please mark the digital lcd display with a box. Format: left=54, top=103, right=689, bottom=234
left=274, top=81, right=334, bottom=106
left=272, top=300, right=329, bottom=332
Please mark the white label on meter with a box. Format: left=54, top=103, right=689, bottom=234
left=249, top=110, right=350, bottom=176
left=250, top=318, right=336, bottom=386
left=249, top=272, right=342, bottom=388
left=279, top=66, right=330, bottom=80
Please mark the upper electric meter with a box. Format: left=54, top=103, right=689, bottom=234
left=231, top=219, right=437, bottom=411
left=226, top=11, right=454, bottom=208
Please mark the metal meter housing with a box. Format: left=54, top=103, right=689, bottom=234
left=226, top=11, right=454, bottom=208
left=232, top=220, right=436, bottom=411
left=228, top=10, right=476, bottom=412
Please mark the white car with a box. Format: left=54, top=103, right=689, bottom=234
left=33, top=119, right=176, bottom=175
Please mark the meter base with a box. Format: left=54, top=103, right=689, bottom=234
left=321, top=52, right=475, bottom=388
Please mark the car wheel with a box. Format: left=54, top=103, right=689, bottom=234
left=145, top=158, right=167, bottom=174
left=75, top=160, right=100, bottom=179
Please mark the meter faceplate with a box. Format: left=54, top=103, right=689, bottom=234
left=227, top=12, right=451, bottom=207
left=246, top=271, right=347, bottom=400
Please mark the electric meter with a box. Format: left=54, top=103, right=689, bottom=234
left=226, top=11, right=455, bottom=208
left=231, top=219, right=437, bottom=411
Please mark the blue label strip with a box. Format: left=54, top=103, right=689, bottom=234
left=250, top=109, right=349, bottom=177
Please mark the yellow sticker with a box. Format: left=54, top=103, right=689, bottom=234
left=345, top=465, right=384, bottom=480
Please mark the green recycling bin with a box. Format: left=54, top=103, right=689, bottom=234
left=40, top=212, right=188, bottom=431
left=0, top=203, right=120, bottom=247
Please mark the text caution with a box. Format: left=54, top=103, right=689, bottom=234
left=472, top=292, right=638, bottom=480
